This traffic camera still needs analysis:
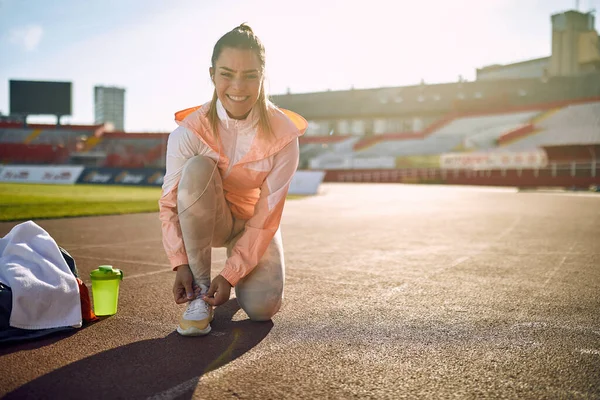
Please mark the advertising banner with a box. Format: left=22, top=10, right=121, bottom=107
left=310, top=156, right=396, bottom=170
left=309, top=156, right=352, bottom=170
left=439, top=150, right=548, bottom=170
left=77, top=167, right=323, bottom=194
left=395, top=155, right=441, bottom=168
left=0, top=165, right=84, bottom=184
left=77, top=167, right=165, bottom=186
left=351, top=156, right=396, bottom=169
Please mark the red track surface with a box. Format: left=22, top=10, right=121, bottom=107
left=1, top=183, right=599, bottom=399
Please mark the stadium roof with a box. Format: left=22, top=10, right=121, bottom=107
left=270, top=74, right=600, bottom=120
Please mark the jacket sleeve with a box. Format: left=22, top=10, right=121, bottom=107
left=220, top=138, right=299, bottom=286
left=158, top=126, right=210, bottom=270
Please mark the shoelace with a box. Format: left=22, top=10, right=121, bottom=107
left=185, top=297, right=209, bottom=315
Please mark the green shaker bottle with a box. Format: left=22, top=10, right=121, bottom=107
left=90, top=265, right=124, bottom=316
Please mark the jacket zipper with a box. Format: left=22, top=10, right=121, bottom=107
left=223, top=123, right=239, bottom=179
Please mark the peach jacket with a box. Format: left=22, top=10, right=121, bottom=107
left=158, top=100, right=307, bottom=286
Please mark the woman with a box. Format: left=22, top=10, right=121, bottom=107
left=159, top=24, right=307, bottom=336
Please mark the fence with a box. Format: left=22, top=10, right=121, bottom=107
left=326, top=161, right=599, bottom=188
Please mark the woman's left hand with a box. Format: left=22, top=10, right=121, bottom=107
left=202, top=274, right=232, bottom=306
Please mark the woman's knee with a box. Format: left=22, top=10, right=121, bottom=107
left=181, top=156, right=216, bottom=186
left=178, top=156, right=218, bottom=208
left=236, top=290, right=283, bottom=321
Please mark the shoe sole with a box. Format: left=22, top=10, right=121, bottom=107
left=177, top=324, right=211, bottom=336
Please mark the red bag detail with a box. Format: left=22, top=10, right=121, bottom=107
left=76, top=278, right=98, bottom=323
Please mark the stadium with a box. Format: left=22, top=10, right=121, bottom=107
left=1, top=6, right=600, bottom=400
left=1, top=9, right=599, bottom=191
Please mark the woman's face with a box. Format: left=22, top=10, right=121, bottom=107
left=210, top=47, right=262, bottom=120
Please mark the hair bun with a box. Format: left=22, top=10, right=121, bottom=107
left=236, top=23, right=254, bottom=34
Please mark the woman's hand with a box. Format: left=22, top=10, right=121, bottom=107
left=202, top=274, right=232, bottom=306
left=173, top=264, right=195, bottom=304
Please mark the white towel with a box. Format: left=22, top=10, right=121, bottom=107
left=0, top=221, right=82, bottom=329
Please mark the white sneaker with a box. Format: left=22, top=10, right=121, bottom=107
left=177, top=284, right=213, bottom=336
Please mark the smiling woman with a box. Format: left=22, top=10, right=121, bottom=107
left=206, top=23, right=272, bottom=138
left=158, top=23, right=308, bottom=337
left=211, top=49, right=262, bottom=120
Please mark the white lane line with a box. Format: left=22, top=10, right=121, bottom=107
left=76, top=256, right=172, bottom=280
left=76, top=255, right=228, bottom=280
left=515, top=241, right=580, bottom=323
left=63, top=238, right=161, bottom=250
left=522, top=191, right=600, bottom=198
left=146, top=376, right=200, bottom=400
left=113, top=315, right=175, bottom=330
left=147, top=331, right=291, bottom=399
left=446, top=216, right=522, bottom=271
left=450, top=256, right=470, bottom=268
left=542, top=241, right=575, bottom=287
left=74, top=255, right=170, bottom=280
left=579, top=349, right=600, bottom=355
left=543, top=255, right=568, bottom=287
left=126, top=269, right=171, bottom=280
left=496, top=216, right=522, bottom=241
left=75, top=254, right=168, bottom=268
left=383, top=283, right=409, bottom=300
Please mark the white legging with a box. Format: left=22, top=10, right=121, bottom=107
left=177, top=156, right=285, bottom=321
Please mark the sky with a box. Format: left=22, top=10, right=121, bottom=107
left=0, top=0, right=598, bottom=132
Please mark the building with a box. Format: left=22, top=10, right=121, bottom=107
left=476, top=57, right=550, bottom=81
left=550, top=10, right=600, bottom=76
left=94, top=86, right=125, bottom=130
left=477, top=10, right=599, bottom=81
left=271, top=9, right=600, bottom=137
left=271, top=74, right=600, bottom=136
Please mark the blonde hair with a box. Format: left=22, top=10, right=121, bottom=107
left=207, top=23, right=273, bottom=139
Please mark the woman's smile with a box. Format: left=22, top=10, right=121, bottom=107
left=227, top=94, right=249, bottom=102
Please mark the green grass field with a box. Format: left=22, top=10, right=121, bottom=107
left=0, top=183, right=162, bottom=221
left=0, top=183, right=305, bottom=222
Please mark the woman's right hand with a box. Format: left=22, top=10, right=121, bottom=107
left=173, top=264, right=195, bottom=304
